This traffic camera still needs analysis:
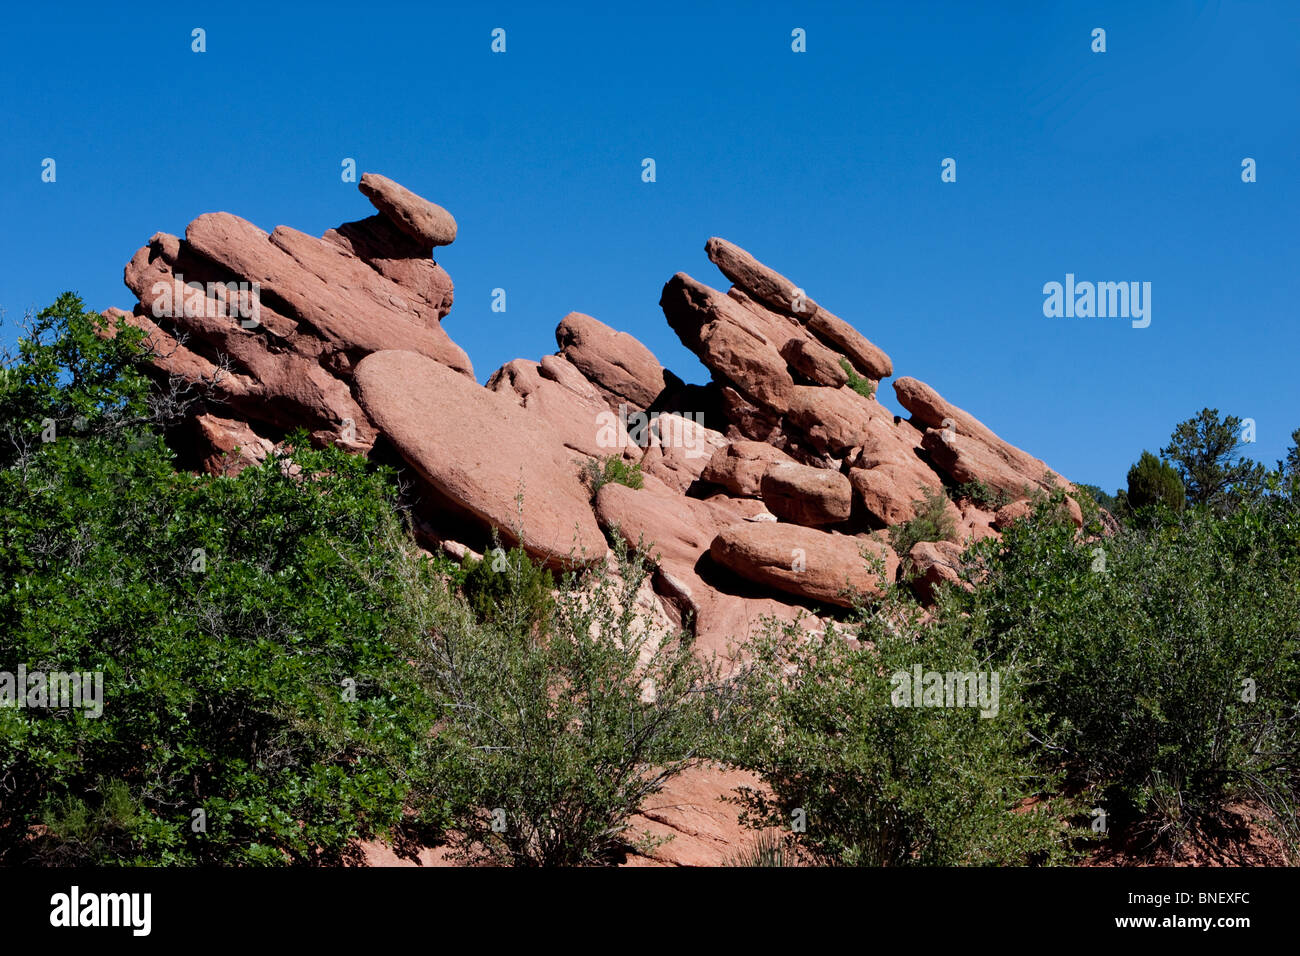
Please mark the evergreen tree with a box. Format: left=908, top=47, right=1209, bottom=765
left=1125, top=450, right=1185, bottom=512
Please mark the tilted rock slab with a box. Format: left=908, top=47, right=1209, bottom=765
left=709, top=523, right=898, bottom=608
left=556, top=311, right=674, bottom=413
left=354, top=350, right=606, bottom=569
left=660, top=273, right=796, bottom=415
left=705, top=236, right=892, bottom=380
left=358, top=172, right=458, bottom=249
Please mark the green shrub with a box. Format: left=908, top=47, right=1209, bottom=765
left=961, top=489, right=1300, bottom=851
left=734, top=590, right=1078, bottom=866
left=0, top=430, right=447, bottom=864
left=1074, top=482, right=1121, bottom=516
left=951, top=479, right=1014, bottom=511
left=424, top=539, right=743, bottom=866
left=889, top=486, right=956, bottom=554
left=0, top=295, right=449, bottom=864
left=581, top=454, right=644, bottom=497
left=839, top=358, right=875, bottom=399
left=459, top=539, right=555, bottom=635
left=1125, top=450, right=1185, bottom=513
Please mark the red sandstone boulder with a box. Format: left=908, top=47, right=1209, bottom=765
left=895, top=376, right=1072, bottom=497
left=354, top=350, right=606, bottom=568
left=596, top=477, right=717, bottom=575
left=660, top=273, right=795, bottom=415
left=906, top=540, right=971, bottom=604
left=323, top=214, right=455, bottom=320
left=780, top=336, right=849, bottom=387
left=700, top=441, right=797, bottom=496
left=785, top=384, right=879, bottom=455
left=805, top=308, right=892, bottom=381
left=993, top=498, right=1035, bottom=529
left=486, top=357, right=631, bottom=460
left=358, top=172, right=457, bottom=248
left=638, top=412, right=729, bottom=493
left=194, top=413, right=275, bottom=476
left=706, top=237, right=816, bottom=318
left=556, top=311, right=672, bottom=412
left=759, top=462, right=852, bottom=526
left=709, top=523, right=898, bottom=608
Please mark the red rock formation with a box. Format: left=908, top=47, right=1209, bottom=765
left=110, top=172, right=1082, bottom=618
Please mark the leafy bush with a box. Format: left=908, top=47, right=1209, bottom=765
left=0, top=293, right=152, bottom=469
left=0, top=295, right=451, bottom=864
left=581, top=454, right=644, bottom=497
left=839, top=358, right=875, bottom=399
left=0, top=429, right=448, bottom=864
left=961, top=488, right=1300, bottom=850
left=459, top=539, right=555, bottom=635
left=951, top=479, right=1013, bottom=511
left=889, top=486, right=956, bottom=554
left=423, top=539, right=742, bottom=865
left=734, top=589, right=1077, bottom=866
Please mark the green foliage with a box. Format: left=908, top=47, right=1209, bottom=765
left=581, top=454, right=644, bottom=497
left=740, top=479, right=1300, bottom=861
left=1125, top=450, right=1185, bottom=514
left=1073, top=482, right=1121, bottom=516
left=889, top=485, right=956, bottom=555
left=0, top=296, right=449, bottom=864
left=0, top=293, right=152, bottom=468
left=839, top=358, right=875, bottom=399
left=1161, top=408, right=1266, bottom=511
left=724, top=830, right=793, bottom=867
left=735, top=589, right=1077, bottom=866
left=960, top=490, right=1300, bottom=850
left=0, top=428, right=446, bottom=864
left=951, top=479, right=1013, bottom=511
left=38, top=779, right=145, bottom=866
left=459, top=540, right=555, bottom=635
left=1280, top=428, right=1300, bottom=482
left=425, top=539, right=741, bottom=866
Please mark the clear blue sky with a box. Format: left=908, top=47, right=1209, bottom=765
left=2, top=1, right=1296, bottom=493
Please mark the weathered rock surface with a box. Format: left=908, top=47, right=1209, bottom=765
left=706, top=237, right=815, bottom=318
left=358, top=172, right=457, bottom=248
left=993, top=498, right=1035, bottom=529
left=705, top=236, right=891, bottom=380
left=906, top=540, right=971, bottom=604
left=556, top=311, right=672, bottom=412
left=194, top=413, right=275, bottom=476
left=759, top=462, right=852, bottom=526
left=806, top=309, right=892, bottom=380
left=594, top=476, right=826, bottom=657
left=638, top=412, right=729, bottom=493
left=894, top=374, right=1076, bottom=509
left=486, top=357, right=630, bottom=460
left=780, top=335, right=849, bottom=387
left=355, top=350, right=606, bottom=568
left=700, top=441, right=798, bottom=497
left=660, top=273, right=795, bottom=415
left=709, top=523, right=897, bottom=608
